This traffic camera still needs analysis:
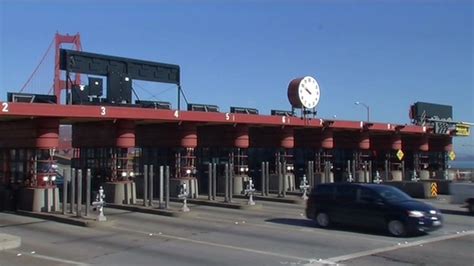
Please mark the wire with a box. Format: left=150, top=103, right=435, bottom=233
left=20, top=37, right=55, bottom=93
left=132, top=81, right=177, bottom=101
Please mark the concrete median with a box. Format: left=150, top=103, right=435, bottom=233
left=0, top=233, right=21, bottom=251
left=384, top=181, right=436, bottom=199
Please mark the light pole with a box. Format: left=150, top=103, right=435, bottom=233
left=355, top=101, right=370, bottom=122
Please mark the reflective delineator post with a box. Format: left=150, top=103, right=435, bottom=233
left=245, top=178, right=256, bottom=205
left=300, top=174, right=310, bottom=200
left=92, top=186, right=107, bottom=222
left=374, top=170, right=382, bottom=184
left=178, top=183, right=190, bottom=212
left=411, top=169, right=419, bottom=182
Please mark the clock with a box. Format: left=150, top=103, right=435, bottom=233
left=287, top=76, right=320, bottom=109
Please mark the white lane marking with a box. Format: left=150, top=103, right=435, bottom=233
left=323, top=230, right=474, bottom=263
left=109, top=225, right=313, bottom=262
left=5, top=250, right=88, bottom=265
left=193, top=214, right=395, bottom=244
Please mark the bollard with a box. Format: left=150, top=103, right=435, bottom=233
left=165, top=166, right=170, bottom=209
left=351, top=160, right=356, bottom=183
left=282, top=162, right=287, bottom=197
left=401, top=161, right=405, bottom=180
left=149, top=165, right=154, bottom=207
left=212, top=162, right=217, bottom=200
left=178, top=183, right=190, bottom=212
left=143, top=165, right=148, bottom=207
left=77, top=169, right=82, bottom=217
left=245, top=178, right=256, bottom=205
left=224, top=163, right=229, bottom=202
left=229, top=163, right=233, bottom=202
left=160, top=166, right=164, bottom=208
left=368, top=161, right=373, bottom=183
left=85, top=169, right=91, bottom=217
left=62, top=168, right=68, bottom=215
left=300, top=175, right=310, bottom=200
left=278, top=162, right=283, bottom=197
left=92, top=186, right=107, bottom=222
left=261, top=162, right=266, bottom=196
left=70, top=168, right=75, bottom=214
left=265, top=162, right=269, bottom=196
left=208, top=163, right=213, bottom=200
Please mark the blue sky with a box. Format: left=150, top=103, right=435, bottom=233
left=0, top=0, right=473, bottom=156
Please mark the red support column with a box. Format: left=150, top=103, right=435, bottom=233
left=54, top=33, right=82, bottom=104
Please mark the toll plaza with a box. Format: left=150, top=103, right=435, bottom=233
left=0, top=33, right=470, bottom=221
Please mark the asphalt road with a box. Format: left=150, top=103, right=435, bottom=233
left=0, top=198, right=473, bottom=266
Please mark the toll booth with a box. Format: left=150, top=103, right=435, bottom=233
left=137, top=123, right=199, bottom=199
left=0, top=118, right=61, bottom=212
left=72, top=120, right=138, bottom=204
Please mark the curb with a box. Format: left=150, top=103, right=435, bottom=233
left=0, top=233, right=21, bottom=251
left=170, top=198, right=263, bottom=210
left=232, top=194, right=305, bottom=205
left=106, top=204, right=192, bottom=217
left=15, top=210, right=109, bottom=227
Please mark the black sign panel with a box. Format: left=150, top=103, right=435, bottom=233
left=412, top=102, right=453, bottom=121
left=60, top=49, right=180, bottom=85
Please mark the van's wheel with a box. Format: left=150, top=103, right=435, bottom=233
left=468, top=202, right=474, bottom=214
left=315, top=212, right=330, bottom=228
left=387, top=220, right=406, bottom=237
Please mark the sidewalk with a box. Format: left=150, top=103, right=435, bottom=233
left=0, top=233, right=21, bottom=251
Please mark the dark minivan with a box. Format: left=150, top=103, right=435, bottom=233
left=306, top=183, right=443, bottom=236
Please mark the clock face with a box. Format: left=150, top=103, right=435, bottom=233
left=297, top=76, right=320, bottom=109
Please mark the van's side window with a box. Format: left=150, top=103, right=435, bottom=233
left=315, top=185, right=334, bottom=199
left=337, top=185, right=357, bottom=201
left=358, top=188, right=378, bottom=203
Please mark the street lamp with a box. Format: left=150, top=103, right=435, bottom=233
left=355, top=101, right=370, bottom=122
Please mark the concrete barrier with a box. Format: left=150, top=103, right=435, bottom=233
left=103, top=181, right=136, bottom=205
left=19, top=187, right=59, bottom=212
left=384, top=181, right=435, bottom=199
left=420, top=179, right=451, bottom=195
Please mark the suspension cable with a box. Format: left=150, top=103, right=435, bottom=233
left=19, top=37, right=55, bottom=93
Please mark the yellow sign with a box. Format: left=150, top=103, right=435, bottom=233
left=396, top=149, right=404, bottom=161
left=455, top=124, right=470, bottom=136
left=448, top=151, right=456, bottom=161
left=431, top=182, right=438, bottom=197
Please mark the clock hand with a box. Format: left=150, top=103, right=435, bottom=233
left=305, top=88, right=312, bottom=95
